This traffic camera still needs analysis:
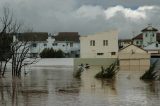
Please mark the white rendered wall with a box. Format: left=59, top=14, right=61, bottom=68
left=80, top=30, right=118, bottom=58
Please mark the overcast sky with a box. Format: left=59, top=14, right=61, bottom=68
left=0, top=0, right=160, bottom=38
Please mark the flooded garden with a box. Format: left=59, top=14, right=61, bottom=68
left=0, top=59, right=160, bottom=106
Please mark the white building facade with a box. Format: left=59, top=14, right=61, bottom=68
left=14, top=32, right=80, bottom=58
left=80, top=30, right=118, bottom=58
left=133, top=25, right=159, bottom=47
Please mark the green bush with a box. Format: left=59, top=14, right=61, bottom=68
left=140, top=60, right=159, bottom=80
left=95, top=61, right=119, bottom=79
left=40, top=48, right=64, bottom=58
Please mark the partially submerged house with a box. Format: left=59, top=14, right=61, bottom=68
left=118, top=44, right=150, bottom=66
left=80, top=30, right=118, bottom=58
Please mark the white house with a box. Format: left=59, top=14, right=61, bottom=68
left=132, top=25, right=160, bottom=47
left=80, top=30, right=118, bottom=58
left=14, top=32, right=80, bottom=57
left=49, top=32, right=80, bottom=57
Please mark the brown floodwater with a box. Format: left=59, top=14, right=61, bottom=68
left=0, top=65, right=160, bottom=106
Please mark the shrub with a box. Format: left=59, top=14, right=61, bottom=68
left=140, top=60, right=159, bottom=80
left=95, top=61, right=119, bottom=79
left=40, top=48, right=64, bottom=58
left=73, top=67, right=84, bottom=79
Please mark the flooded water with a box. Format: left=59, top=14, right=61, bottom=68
left=0, top=62, right=160, bottom=106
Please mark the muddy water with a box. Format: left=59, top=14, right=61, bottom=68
left=0, top=66, right=160, bottom=106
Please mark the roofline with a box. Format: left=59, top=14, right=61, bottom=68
left=119, top=44, right=148, bottom=53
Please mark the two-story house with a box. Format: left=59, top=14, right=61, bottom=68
left=14, top=32, right=80, bottom=58
left=132, top=25, right=160, bottom=47
left=80, top=30, right=118, bottom=58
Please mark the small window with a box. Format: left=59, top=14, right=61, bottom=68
left=90, top=40, right=95, bottom=46
left=152, top=33, right=154, bottom=37
left=145, top=34, right=147, bottom=37
left=52, top=43, right=57, bottom=46
left=32, top=43, right=37, bottom=47
left=70, top=43, right=73, bottom=47
left=156, top=43, right=158, bottom=47
left=103, top=40, right=108, bottom=46
left=111, top=52, right=116, bottom=55
left=136, top=41, right=139, bottom=44
left=44, top=43, right=47, bottom=46
left=63, top=45, right=65, bottom=47
left=97, top=53, right=104, bottom=55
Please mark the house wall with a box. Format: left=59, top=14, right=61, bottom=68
left=143, top=31, right=157, bottom=47
left=118, top=45, right=151, bottom=66
left=80, top=30, right=118, bottom=58
left=15, top=36, right=80, bottom=58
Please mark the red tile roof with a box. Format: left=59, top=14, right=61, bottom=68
left=132, top=33, right=160, bottom=42
left=132, top=33, right=143, bottom=40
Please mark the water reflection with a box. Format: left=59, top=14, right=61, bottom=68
left=0, top=65, right=160, bottom=106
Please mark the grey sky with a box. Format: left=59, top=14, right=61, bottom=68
left=0, top=0, right=160, bottom=38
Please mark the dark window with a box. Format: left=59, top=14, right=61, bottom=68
left=103, top=40, right=108, bottom=46
left=152, top=33, right=154, bottom=37
left=32, top=43, right=37, bottom=47
left=90, top=40, right=95, bottom=46
left=52, top=43, right=57, bottom=46
left=70, top=43, right=73, bottom=47
left=136, top=41, right=139, bottom=44
left=97, top=53, right=104, bottom=55
left=71, top=51, right=74, bottom=54
left=145, top=34, right=147, bottom=37
left=156, top=43, right=158, bottom=47
left=44, top=43, right=47, bottom=46
left=111, top=52, right=116, bottom=55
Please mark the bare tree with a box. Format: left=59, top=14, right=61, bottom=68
left=0, top=7, right=38, bottom=77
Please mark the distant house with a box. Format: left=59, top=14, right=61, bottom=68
left=14, top=32, right=80, bottom=58
left=132, top=25, right=160, bottom=47
left=118, top=44, right=150, bottom=66
left=118, top=39, right=132, bottom=49
left=16, top=32, right=48, bottom=57
left=50, top=32, right=80, bottom=57
left=80, top=30, right=118, bottom=58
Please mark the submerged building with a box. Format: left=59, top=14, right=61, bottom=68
left=80, top=30, right=118, bottom=58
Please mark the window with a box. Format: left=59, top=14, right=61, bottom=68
left=32, top=43, right=37, bottom=47
left=52, top=43, right=57, bottom=46
left=44, top=43, right=47, bottom=46
left=90, top=40, right=95, bottom=46
left=97, top=53, right=104, bottom=55
left=103, top=40, right=108, bottom=46
left=136, top=41, right=139, bottom=44
left=145, top=34, right=147, bottom=37
left=156, top=43, right=158, bottom=47
left=152, top=33, right=154, bottom=37
left=70, top=43, right=73, bottom=47
left=111, top=52, right=116, bottom=55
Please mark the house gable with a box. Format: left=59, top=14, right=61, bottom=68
left=119, top=44, right=147, bottom=54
